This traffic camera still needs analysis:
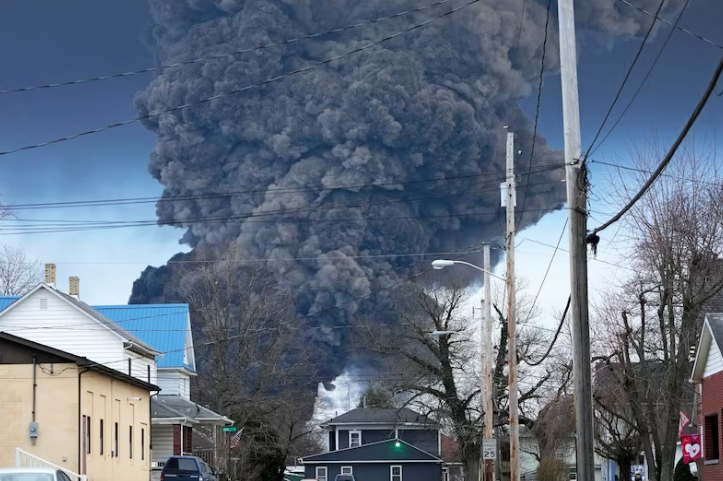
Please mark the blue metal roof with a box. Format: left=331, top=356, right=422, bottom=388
left=93, top=304, right=194, bottom=371
left=0, top=296, right=19, bottom=311
left=0, top=296, right=193, bottom=371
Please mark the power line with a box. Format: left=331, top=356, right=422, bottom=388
left=587, top=0, right=692, bottom=157
left=615, top=0, right=723, bottom=51
left=582, top=0, right=667, bottom=163
left=5, top=163, right=564, bottom=211
left=0, top=0, right=481, bottom=158
left=588, top=53, right=723, bottom=240
left=0, top=0, right=459, bottom=96
left=525, top=218, right=567, bottom=323
left=589, top=159, right=722, bottom=187
left=517, top=0, right=553, bottom=227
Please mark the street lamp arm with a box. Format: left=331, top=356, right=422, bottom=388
left=440, top=260, right=506, bottom=281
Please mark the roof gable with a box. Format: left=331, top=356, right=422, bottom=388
left=94, top=304, right=194, bottom=370
left=301, top=439, right=442, bottom=464
left=325, top=408, right=436, bottom=427
left=0, top=284, right=158, bottom=356
left=692, top=314, right=723, bottom=381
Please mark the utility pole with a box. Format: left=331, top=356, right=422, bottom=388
left=504, top=131, right=519, bottom=481
left=557, top=0, right=595, bottom=480
left=483, top=244, right=495, bottom=481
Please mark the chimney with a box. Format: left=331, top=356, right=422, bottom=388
left=44, top=264, right=56, bottom=288
left=69, top=277, right=80, bottom=300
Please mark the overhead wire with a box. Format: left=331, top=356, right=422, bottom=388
left=516, top=0, right=553, bottom=227
left=581, top=0, right=667, bottom=164
left=588, top=53, right=723, bottom=239
left=615, top=0, right=723, bottom=51
left=0, top=0, right=482, bottom=158
left=0, top=0, right=460, bottom=96
left=587, top=0, right=692, bottom=157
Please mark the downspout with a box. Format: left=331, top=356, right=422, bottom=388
left=78, top=366, right=91, bottom=473
left=32, top=355, right=37, bottom=423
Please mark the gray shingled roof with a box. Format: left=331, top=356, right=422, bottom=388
left=155, top=395, right=232, bottom=424
left=706, top=313, right=723, bottom=350
left=55, top=289, right=159, bottom=355
left=324, top=408, right=436, bottom=426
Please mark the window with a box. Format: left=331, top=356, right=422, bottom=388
left=341, top=466, right=353, bottom=474
left=39, top=298, right=48, bottom=310
left=147, top=365, right=151, bottom=383
left=100, top=420, right=104, bottom=455
left=705, top=414, right=720, bottom=460
left=86, top=416, right=91, bottom=454
left=315, top=466, right=328, bottom=481
left=129, top=426, right=133, bottom=459
left=56, top=471, right=72, bottom=481
left=349, top=430, right=361, bottom=448
left=141, top=427, right=145, bottom=461
left=391, top=465, right=402, bottom=481
left=114, top=422, right=119, bottom=457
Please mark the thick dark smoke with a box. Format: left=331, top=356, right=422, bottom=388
left=131, top=0, right=687, bottom=382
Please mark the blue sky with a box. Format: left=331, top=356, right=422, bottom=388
left=0, top=0, right=721, bottom=327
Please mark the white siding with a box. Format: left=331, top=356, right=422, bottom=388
left=704, top=338, right=723, bottom=377
left=157, top=371, right=191, bottom=399
left=151, top=424, right=174, bottom=467
left=126, top=351, right=158, bottom=386
left=0, top=288, right=123, bottom=365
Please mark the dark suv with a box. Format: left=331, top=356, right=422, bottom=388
left=160, top=456, right=218, bottom=481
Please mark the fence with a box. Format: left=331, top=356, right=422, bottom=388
left=15, top=448, right=87, bottom=481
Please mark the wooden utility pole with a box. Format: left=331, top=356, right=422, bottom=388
left=504, top=131, right=519, bottom=481
left=557, top=0, right=595, bottom=479
left=483, top=244, right=495, bottom=481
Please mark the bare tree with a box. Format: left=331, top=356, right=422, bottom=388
left=0, top=243, right=41, bottom=295
left=178, top=244, right=320, bottom=481
left=354, top=274, right=557, bottom=480
left=592, top=137, right=723, bottom=481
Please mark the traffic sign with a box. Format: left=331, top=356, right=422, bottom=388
left=223, top=426, right=238, bottom=432
left=483, top=439, right=496, bottom=460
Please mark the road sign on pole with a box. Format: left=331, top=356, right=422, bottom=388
left=483, top=439, right=496, bottom=460
left=223, top=426, right=238, bottom=432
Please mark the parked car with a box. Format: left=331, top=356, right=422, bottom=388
left=335, top=476, right=355, bottom=481
left=160, top=456, right=218, bottom=481
left=0, top=467, right=73, bottom=481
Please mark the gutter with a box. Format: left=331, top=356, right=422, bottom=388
left=78, top=366, right=92, bottom=473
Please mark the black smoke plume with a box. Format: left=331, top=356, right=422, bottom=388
left=130, top=0, right=687, bottom=383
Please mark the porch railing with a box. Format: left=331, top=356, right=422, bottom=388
left=15, top=448, right=87, bottom=481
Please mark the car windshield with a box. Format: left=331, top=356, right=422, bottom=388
left=0, top=475, right=54, bottom=481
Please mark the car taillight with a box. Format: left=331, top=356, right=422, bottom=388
left=160, top=474, right=164, bottom=481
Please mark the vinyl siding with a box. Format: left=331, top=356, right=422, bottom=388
left=126, top=350, right=158, bottom=386
left=704, top=339, right=723, bottom=377
left=157, top=370, right=190, bottom=399
left=305, top=463, right=441, bottom=481
left=399, top=430, right=439, bottom=456
left=151, top=425, right=174, bottom=467
left=0, top=289, right=123, bottom=365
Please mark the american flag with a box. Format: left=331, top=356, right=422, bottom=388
left=230, top=427, right=244, bottom=449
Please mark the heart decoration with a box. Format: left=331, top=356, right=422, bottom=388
left=681, top=434, right=702, bottom=464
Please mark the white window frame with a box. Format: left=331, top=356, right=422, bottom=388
left=391, top=465, right=402, bottom=481
left=349, top=430, right=362, bottom=448
left=341, top=466, right=353, bottom=475
left=316, top=466, right=328, bottom=481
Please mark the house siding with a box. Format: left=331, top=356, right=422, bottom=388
left=151, top=425, right=174, bottom=468
left=304, top=462, right=441, bottom=481
left=699, top=370, right=723, bottom=479
left=399, top=430, right=439, bottom=456
left=0, top=289, right=124, bottom=366
left=363, top=429, right=395, bottom=445
left=126, top=351, right=157, bottom=386
left=704, top=338, right=723, bottom=377
left=157, top=370, right=190, bottom=399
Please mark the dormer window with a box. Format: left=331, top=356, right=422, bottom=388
left=349, top=430, right=361, bottom=448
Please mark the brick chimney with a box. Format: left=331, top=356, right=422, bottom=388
left=69, top=277, right=80, bottom=300
left=44, top=264, right=56, bottom=288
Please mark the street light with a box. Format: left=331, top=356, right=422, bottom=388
left=431, top=259, right=505, bottom=281
left=430, top=330, right=455, bottom=337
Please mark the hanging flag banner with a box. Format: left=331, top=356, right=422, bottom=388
left=681, top=434, right=701, bottom=464
left=679, top=411, right=691, bottom=436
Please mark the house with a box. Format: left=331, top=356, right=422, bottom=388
left=0, top=265, right=232, bottom=477
left=0, top=330, right=158, bottom=481
left=93, top=304, right=233, bottom=473
left=690, top=312, right=723, bottom=479
left=519, top=426, right=606, bottom=481
left=301, top=408, right=443, bottom=481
